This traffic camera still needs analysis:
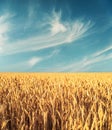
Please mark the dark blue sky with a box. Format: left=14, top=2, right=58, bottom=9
left=0, top=0, right=112, bottom=72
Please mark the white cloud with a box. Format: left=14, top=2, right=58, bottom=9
left=0, top=34, right=7, bottom=44
left=77, top=45, right=112, bottom=71
left=3, top=51, right=111, bottom=72
left=66, top=20, right=92, bottom=43
left=51, top=21, right=67, bottom=35
left=0, top=11, right=93, bottom=56
left=28, top=57, right=41, bottom=67
left=1, top=56, right=42, bottom=71
left=28, top=6, right=34, bottom=19
left=0, top=23, right=9, bottom=34
left=0, top=13, right=14, bottom=48
left=0, top=13, right=13, bottom=23
left=50, top=47, right=112, bottom=72
left=93, top=45, right=112, bottom=57
left=0, top=47, right=3, bottom=53
left=24, top=3, right=38, bottom=30
left=46, top=49, right=60, bottom=59
left=50, top=11, right=67, bottom=35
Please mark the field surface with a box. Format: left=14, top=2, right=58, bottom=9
left=0, top=73, right=112, bottom=130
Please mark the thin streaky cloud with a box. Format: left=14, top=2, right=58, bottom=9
left=50, top=50, right=112, bottom=72
left=66, top=20, right=93, bottom=43
left=0, top=49, right=59, bottom=71
left=71, top=53, right=112, bottom=71
left=0, top=13, right=14, bottom=23
left=93, top=45, right=112, bottom=57
left=1, top=56, right=42, bottom=71
left=0, top=13, right=14, bottom=49
left=28, top=57, right=41, bottom=67
left=44, top=49, right=60, bottom=60
left=24, top=3, right=39, bottom=30
left=0, top=22, right=9, bottom=34
left=0, top=0, right=112, bottom=72
left=49, top=10, right=67, bottom=35
left=0, top=11, right=93, bottom=56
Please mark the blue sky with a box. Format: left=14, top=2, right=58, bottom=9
left=0, top=0, right=112, bottom=72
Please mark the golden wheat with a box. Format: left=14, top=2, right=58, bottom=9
left=0, top=73, right=112, bottom=130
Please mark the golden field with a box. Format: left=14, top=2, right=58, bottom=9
left=0, top=73, right=112, bottom=130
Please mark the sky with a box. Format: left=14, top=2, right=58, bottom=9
left=0, top=0, right=112, bottom=72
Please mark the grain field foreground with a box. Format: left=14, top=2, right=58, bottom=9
left=0, top=73, right=112, bottom=130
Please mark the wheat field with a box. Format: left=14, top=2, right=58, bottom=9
left=0, top=73, right=112, bottom=130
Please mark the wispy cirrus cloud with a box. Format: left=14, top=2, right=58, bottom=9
left=93, top=45, right=112, bottom=57
left=65, top=20, right=92, bottom=43
left=0, top=13, right=14, bottom=23
left=28, top=57, right=41, bottom=67
left=0, top=48, right=60, bottom=71
left=0, top=12, right=15, bottom=55
left=48, top=44, right=112, bottom=72
left=0, top=19, right=9, bottom=54
left=24, top=2, right=39, bottom=30
left=49, top=11, right=67, bottom=35
left=0, top=13, right=12, bottom=44
left=1, top=56, right=42, bottom=71
left=0, top=10, right=93, bottom=56
left=74, top=42, right=112, bottom=71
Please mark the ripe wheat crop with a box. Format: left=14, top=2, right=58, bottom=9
left=0, top=73, right=112, bottom=130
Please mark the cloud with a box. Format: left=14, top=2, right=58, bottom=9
left=66, top=20, right=92, bottom=43
left=0, top=14, right=10, bottom=42
left=0, top=34, right=7, bottom=46
left=0, top=13, right=18, bottom=53
left=46, top=49, right=60, bottom=59
left=28, top=6, right=35, bottom=19
left=0, top=13, right=14, bottom=23
left=60, top=43, right=112, bottom=72
left=24, top=3, right=38, bottom=30
left=74, top=53, right=112, bottom=72
left=0, top=13, right=14, bottom=52
left=28, top=57, right=41, bottom=67
left=3, top=50, right=111, bottom=72
left=1, top=56, right=42, bottom=71
left=49, top=11, right=67, bottom=35
left=0, top=47, right=3, bottom=53
left=49, top=46, right=112, bottom=72
left=0, top=22, right=9, bottom=34
left=0, top=22, right=9, bottom=47
left=0, top=10, right=93, bottom=56
left=93, top=45, right=112, bottom=57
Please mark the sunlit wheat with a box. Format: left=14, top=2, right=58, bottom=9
left=0, top=73, right=112, bottom=130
